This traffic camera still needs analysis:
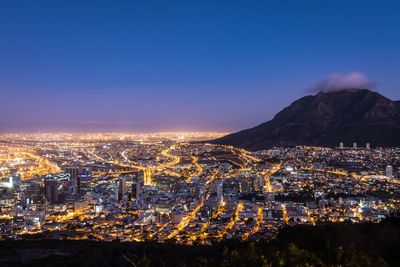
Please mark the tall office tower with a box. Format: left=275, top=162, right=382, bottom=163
left=131, top=181, right=137, bottom=200
left=137, top=177, right=143, bottom=199
left=339, top=142, right=344, bottom=149
left=114, top=187, right=119, bottom=201
left=131, top=181, right=143, bottom=207
left=78, top=167, right=92, bottom=193
left=65, top=167, right=92, bottom=193
left=131, top=171, right=144, bottom=206
left=45, top=178, right=59, bottom=203
left=353, top=142, right=357, bottom=149
left=64, top=167, right=79, bottom=187
left=216, top=180, right=223, bottom=203
left=386, top=165, right=394, bottom=179
left=118, top=176, right=127, bottom=200
left=143, top=169, right=152, bottom=186
left=131, top=182, right=138, bottom=200
left=366, top=142, right=371, bottom=150
left=137, top=171, right=145, bottom=185
left=132, top=181, right=142, bottom=200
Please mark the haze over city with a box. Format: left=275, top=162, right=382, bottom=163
left=1, top=1, right=400, bottom=132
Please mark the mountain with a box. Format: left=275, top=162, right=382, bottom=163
left=213, top=89, right=400, bottom=150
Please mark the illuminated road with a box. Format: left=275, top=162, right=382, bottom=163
left=89, top=145, right=182, bottom=185
left=187, top=156, right=203, bottom=182
left=198, top=200, right=225, bottom=240
left=166, top=197, right=206, bottom=240
left=0, top=148, right=61, bottom=179
left=242, top=206, right=263, bottom=240
left=223, top=201, right=244, bottom=236
left=166, top=169, right=219, bottom=241
left=263, top=163, right=280, bottom=192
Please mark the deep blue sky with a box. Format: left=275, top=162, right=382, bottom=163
left=1, top=1, right=400, bottom=132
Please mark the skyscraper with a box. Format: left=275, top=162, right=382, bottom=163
left=119, top=176, right=127, bottom=200
left=64, top=167, right=79, bottom=188
left=45, top=178, right=59, bottom=203
left=132, top=172, right=144, bottom=205
left=65, top=167, right=92, bottom=193
left=386, top=165, right=394, bottom=179
left=78, top=167, right=92, bottom=193
left=216, top=180, right=223, bottom=203
left=64, top=167, right=78, bottom=180
left=132, top=181, right=142, bottom=200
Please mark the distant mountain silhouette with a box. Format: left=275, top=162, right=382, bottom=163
left=213, top=89, right=400, bottom=150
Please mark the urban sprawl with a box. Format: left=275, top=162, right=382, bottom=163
left=0, top=133, right=399, bottom=245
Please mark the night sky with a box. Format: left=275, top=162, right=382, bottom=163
left=1, top=1, right=400, bottom=132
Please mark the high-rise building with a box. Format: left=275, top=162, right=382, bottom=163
left=64, top=167, right=79, bottom=188
left=216, top=180, right=223, bottom=203
left=353, top=142, right=357, bottom=149
left=143, top=169, right=152, bottom=186
left=114, top=187, right=119, bottom=201
left=386, top=165, right=394, bottom=179
left=132, top=182, right=138, bottom=199
left=78, top=167, right=92, bottom=193
left=132, top=181, right=142, bottom=200
left=137, top=179, right=143, bottom=199
left=65, top=167, right=92, bottom=193
left=118, top=176, right=127, bottom=200
left=366, top=143, right=371, bottom=150
left=45, top=178, right=59, bottom=203
left=339, top=142, right=344, bottom=149
left=64, top=167, right=79, bottom=180
left=132, top=173, right=144, bottom=205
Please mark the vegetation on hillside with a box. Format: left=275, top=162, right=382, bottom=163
left=1, top=217, right=399, bottom=267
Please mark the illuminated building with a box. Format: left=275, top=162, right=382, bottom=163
left=0, top=176, right=14, bottom=189
left=366, top=142, right=371, bottom=149
left=65, top=167, right=92, bottom=193
left=216, top=180, right=223, bottom=203
left=386, top=165, right=394, bottom=179
left=64, top=167, right=79, bottom=187
left=118, top=176, right=126, bottom=200
left=77, top=167, right=92, bottom=193
left=0, top=133, right=399, bottom=243
left=132, top=177, right=143, bottom=205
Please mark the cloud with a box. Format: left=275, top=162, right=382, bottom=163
left=307, top=71, right=377, bottom=93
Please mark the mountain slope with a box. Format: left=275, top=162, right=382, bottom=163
left=213, top=89, right=400, bottom=150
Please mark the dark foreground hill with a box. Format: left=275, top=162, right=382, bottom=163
left=213, top=89, right=400, bottom=150
left=1, top=218, right=399, bottom=267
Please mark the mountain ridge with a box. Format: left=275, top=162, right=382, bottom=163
left=212, top=89, right=400, bottom=150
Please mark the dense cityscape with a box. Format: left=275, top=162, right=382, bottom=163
left=0, top=133, right=399, bottom=245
